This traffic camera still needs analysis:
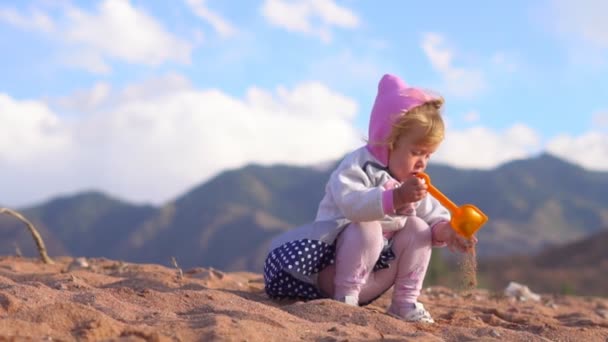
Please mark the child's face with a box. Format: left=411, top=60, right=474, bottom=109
left=388, top=132, right=438, bottom=182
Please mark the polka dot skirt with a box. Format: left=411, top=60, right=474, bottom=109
left=264, top=239, right=396, bottom=300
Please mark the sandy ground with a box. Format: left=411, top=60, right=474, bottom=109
left=0, top=256, right=607, bottom=341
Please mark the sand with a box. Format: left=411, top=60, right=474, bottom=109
left=0, top=256, right=607, bottom=341
left=459, top=247, right=478, bottom=291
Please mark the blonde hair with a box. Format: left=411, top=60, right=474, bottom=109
left=386, top=98, right=445, bottom=150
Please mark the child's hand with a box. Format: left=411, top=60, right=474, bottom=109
left=434, top=222, right=477, bottom=253
left=447, top=232, right=477, bottom=254
left=394, top=176, right=428, bottom=206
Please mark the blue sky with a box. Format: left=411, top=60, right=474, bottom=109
left=1, top=0, right=607, bottom=207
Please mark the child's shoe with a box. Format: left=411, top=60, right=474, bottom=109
left=387, top=302, right=435, bottom=323
left=336, top=294, right=359, bottom=306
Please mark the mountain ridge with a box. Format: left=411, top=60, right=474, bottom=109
left=1, top=152, right=607, bottom=278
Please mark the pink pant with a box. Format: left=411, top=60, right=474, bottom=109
left=317, top=216, right=432, bottom=306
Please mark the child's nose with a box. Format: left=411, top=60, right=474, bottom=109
left=416, top=158, right=427, bottom=170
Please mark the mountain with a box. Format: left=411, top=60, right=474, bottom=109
left=22, top=191, right=158, bottom=258
left=430, top=153, right=608, bottom=256
left=111, top=164, right=334, bottom=271
left=1, top=152, right=608, bottom=276
left=0, top=214, right=68, bottom=258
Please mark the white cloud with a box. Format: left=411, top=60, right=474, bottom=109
left=549, top=0, right=608, bottom=49
left=492, top=52, right=518, bottom=73
left=1, top=75, right=360, bottom=207
left=185, top=0, right=237, bottom=38
left=0, top=0, right=192, bottom=73
left=592, top=111, right=608, bottom=128
left=433, top=124, right=542, bottom=169
left=0, top=7, right=55, bottom=33
left=4, top=83, right=608, bottom=207
left=545, top=0, right=608, bottom=66
left=63, top=0, right=191, bottom=68
left=117, top=72, right=193, bottom=103
left=261, top=0, right=359, bottom=43
left=53, top=82, right=112, bottom=113
left=547, top=132, right=608, bottom=170
left=62, top=49, right=112, bottom=74
left=307, top=50, right=385, bottom=88
left=0, top=98, right=77, bottom=208
left=421, top=33, right=486, bottom=98
left=0, top=94, right=71, bottom=163
left=432, top=118, right=608, bottom=171
left=463, top=110, right=480, bottom=123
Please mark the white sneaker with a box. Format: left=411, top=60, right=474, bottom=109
left=387, top=302, right=435, bottom=323
left=336, top=295, right=359, bottom=306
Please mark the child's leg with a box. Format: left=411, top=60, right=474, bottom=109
left=357, top=216, right=432, bottom=305
left=389, top=216, right=433, bottom=307
left=317, top=221, right=384, bottom=302
left=318, top=217, right=432, bottom=306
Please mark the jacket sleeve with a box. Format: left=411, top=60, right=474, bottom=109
left=327, top=164, right=386, bottom=222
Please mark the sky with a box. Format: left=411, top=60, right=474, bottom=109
left=1, top=0, right=607, bottom=207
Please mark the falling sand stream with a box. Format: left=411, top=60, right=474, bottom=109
left=459, top=246, right=478, bottom=291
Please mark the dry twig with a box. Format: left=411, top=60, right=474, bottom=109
left=0, top=208, right=54, bottom=264
left=14, top=242, right=22, bottom=257
left=171, top=256, right=183, bottom=281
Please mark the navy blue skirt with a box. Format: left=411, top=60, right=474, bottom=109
left=264, top=238, right=396, bottom=300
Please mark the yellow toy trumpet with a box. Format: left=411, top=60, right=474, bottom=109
left=416, top=173, right=488, bottom=238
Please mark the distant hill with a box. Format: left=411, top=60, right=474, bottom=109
left=428, top=153, right=608, bottom=256
left=1, top=152, right=607, bottom=276
left=0, top=214, right=68, bottom=258
left=23, top=191, right=157, bottom=257
left=110, top=164, right=333, bottom=271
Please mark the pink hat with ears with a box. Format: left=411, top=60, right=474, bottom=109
left=366, top=74, right=438, bottom=165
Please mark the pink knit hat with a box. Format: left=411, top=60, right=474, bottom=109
left=366, top=74, right=439, bottom=165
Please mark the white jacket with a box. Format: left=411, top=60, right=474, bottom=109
left=270, top=146, right=450, bottom=252
left=315, top=146, right=450, bottom=232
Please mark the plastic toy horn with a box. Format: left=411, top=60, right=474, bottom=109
left=416, top=172, right=488, bottom=238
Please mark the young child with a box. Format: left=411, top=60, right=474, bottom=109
left=263, top=73, right=476, bottom=323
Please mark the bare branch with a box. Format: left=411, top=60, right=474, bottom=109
left=171, top=256, right=183, bottom=281
left=1, top=208, right=54, bottom=264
